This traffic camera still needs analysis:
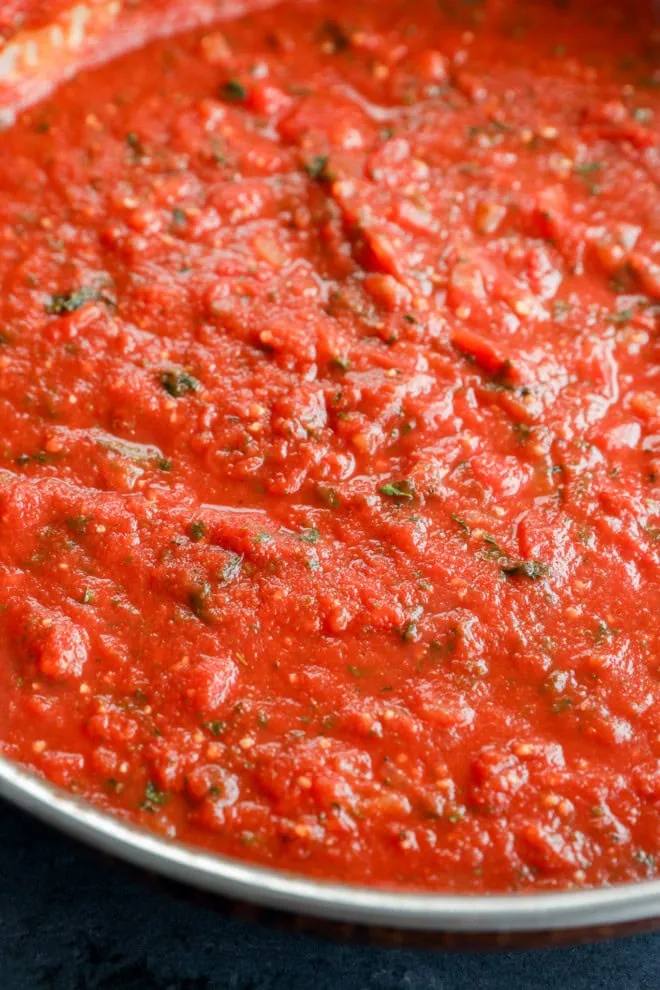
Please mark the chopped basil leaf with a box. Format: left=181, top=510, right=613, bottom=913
left=482, top=533, right=502, bottom=552
left=221, top=553, right=243, bottom=583
left=297, top=527, right=320, bottom=544
left=574, top=161, right=603, bottom=175
left=500, top=558, right=550, bottom=580
left=253, top=531, right=274, bottom=544
left=316, top=484, right=341, bottom=508
left=204, top=720, right=226, bottom=736
left=140, top=780, right=169, bottom=811
left=189, top=581, right=212, bottom=622
left=66, top=515, right=92, bottom=535
left=159, top=369, right=201, bottom=397
left=379, top=480, right=415, bottom=500
left=189, top=521, right=206, bottom=542
left=451, top=512, right=470, bottom=533
left=46, top=286, right=103, bottom=314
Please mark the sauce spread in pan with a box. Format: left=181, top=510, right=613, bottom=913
left=0, top=0, right=659, bottom=892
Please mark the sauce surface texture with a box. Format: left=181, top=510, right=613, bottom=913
left=0, top=0, right=659, bottom=893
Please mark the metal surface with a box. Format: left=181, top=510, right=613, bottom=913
left=0, top=752, right=659, bottom=934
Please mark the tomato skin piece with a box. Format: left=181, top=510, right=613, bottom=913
left=451, top=327, right=511, bottom=377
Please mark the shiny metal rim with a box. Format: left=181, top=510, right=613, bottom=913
left=0, top=754, right=659, bottom=932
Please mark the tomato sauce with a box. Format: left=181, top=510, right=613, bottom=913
left=0, top=0, right=659, bottom=893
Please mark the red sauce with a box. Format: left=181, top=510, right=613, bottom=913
left=0, top=0, right=659, bottom=893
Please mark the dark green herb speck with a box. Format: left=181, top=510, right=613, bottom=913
left=140, top=780, right=169, bottom=812
left=189, top=521, right=206, bottom=542
left=189, top=581, right=212, bottom=622
left=221, top=79, right=247, bottom=101
left=159, top=369, right=201, bottom=398
left=46, top=286, right=102, bottom=315
left=204, top=720, right=227, bottom=736
left=304, top=155, right=333, bottom=182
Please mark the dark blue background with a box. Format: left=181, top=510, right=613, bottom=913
left=1, top=801, right=658, bottom=989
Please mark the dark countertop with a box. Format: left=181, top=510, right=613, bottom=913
left=1, top=800, right=658, bottom=990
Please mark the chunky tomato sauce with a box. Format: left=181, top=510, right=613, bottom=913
left=0, top=0, right=659, bottom=894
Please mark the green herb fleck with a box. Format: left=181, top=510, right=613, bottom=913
left=46, top=286, right=102, bottom=315
left=316, top=484, right=341, bottom=508
left=158, top=369, right=201, bottom=398
left=15, top=450, right=49, bottom=466
left=171, top=207, right=187, bottom=228
left=253, top=531, right=274, bottom=545
left=608, top=308, right=634, bottom=325
left=451, top=513, right=470, bottom=533
left=379, top=480, right=415, bottom=500
left=221, top=553, right=243, bottom=583
left=500, top=558, right=550, bottom=580
left=297, top=527, right=320, bottom=545
left=140, top=780, right=169, bottom=812
left=574, top=161, right=603, bottom=176
left=304, top=155, right=333, bottom=182
left=221, top=79, right=247, bottom=102
left=66, top=515, right=92, bottom=535
left=189, top=581, right=212, bottom=622
left=189, top=521, right=206, bottom=542
left=482, top=533, right=503, bottom=553
left=204, top=720, right=226, bottom=736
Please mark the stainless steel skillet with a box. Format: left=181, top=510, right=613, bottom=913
left=0, top=753, right=658, bottom=945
